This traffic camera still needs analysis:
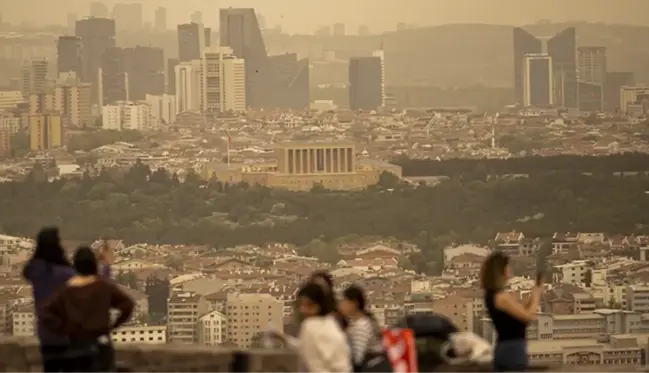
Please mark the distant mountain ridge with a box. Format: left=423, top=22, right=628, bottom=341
left=377, top=22, right=649, bottom=87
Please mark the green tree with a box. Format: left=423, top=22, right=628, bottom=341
left=10, top=133, right=29, bottom=158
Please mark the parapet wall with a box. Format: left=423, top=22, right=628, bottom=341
left=0, top=337, right=646, bottom=372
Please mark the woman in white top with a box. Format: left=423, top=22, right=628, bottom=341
left=339, top=285, right=392, bottom=373
left=281, top=282, right=352, bottom=373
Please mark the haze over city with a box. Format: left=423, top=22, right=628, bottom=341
left=5, top=0, right=649, bottom=32
left=2, top=0, right=649, bottom=372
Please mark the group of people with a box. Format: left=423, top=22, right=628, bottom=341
left=22, top=228, right=135, bottom=372
left=276, top=271, right=393, bottom=373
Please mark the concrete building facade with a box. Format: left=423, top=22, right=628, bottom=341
left=175, top=60, right=202, bottom=113
left=28, top=113, right=62, bottom=151
left=226, top=293, right=283, bottom=348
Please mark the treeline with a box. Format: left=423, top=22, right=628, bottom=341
left=1, top=162, right=648, bottom=265
left=392, top=153, right=649, bottom=177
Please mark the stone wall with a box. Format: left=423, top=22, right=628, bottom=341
left=0, top=337, right=645, bottom=372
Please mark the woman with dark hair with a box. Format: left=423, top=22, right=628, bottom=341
left=285, top=282, right=351, bottom=372
left=41, top=247, right=134, bottom=372
left=340, top=285, right=392, bottom=372
left=23, top=229, right=114, bottom=372
left=481, top=251, right=543, bottom=372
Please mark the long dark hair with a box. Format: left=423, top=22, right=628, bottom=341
left=343, top=285, right=375, bottom=321
left=309, top=270, right=334, bottom=290
left=73, top=246, right=98, bottom=276
left=480, top=251, right=510, bottom=292
left=298, top=282, right=335, bottom=317
left=23, top=227, right=71, bottom=278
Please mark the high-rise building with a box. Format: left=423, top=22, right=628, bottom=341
left=201, top=47, right=246, bottom=113
left=123, top=46, right=165, bottom=101
left=349, top=56, right=383, bottom=110
left=89, top=2, right=109, bottom=18
left=154, top=7, right=167, bottom=31
left=204, top=28, right=211, bottom=48
left=333, top=23, right=346, bottom=36
left=226, top=293, right=283, bottom=348
left=177, top=23, right=204, bottom=62
left=0, top=91, right=25, bottom=112
left=21, top=58, right=49, bottom=98
left=100, top=47, right=128, bottom=106
left=146, top=94, right=177, bottom=126
left=578, top=47, right=607, bottom=85
left=522, top=54, right=553, bottom=107
left=175, top=60, right=202, bottom=113
left=29, top=113, right=63, bottom=151
left=513, top=27, right=577, bottom=108
left=220, top=8, right=309, bottom=109
left=76, top=18, right=116, bottom=104
left=66, top=13, right=78, bottom=31
left=102, top=101, right=151, bottom=131
left=57, top=36, right=83, bottom=79
left=372, top=49, right=385, bottom=107
left=167, top=58, right=180, bottom=94
left=29, top=77, right=92, bottom=129
left=578, top=81, right=603, bottom=112
left=605, top=72, right=635, bottom=112
left=358, top=25, right=370, bottom=36
left=167, top=292, right=208, bottom=344
left=190, top=11, right=203, bottom=25
left=112, top=3, right=143, bottom=31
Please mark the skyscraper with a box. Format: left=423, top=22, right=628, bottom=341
left=513, top=27, right=577, bottom=109
left=578, top=47, right=607, bottom=85
left=57, top=36, right=83, bottom=79
left=177, top=23, right=204, bottom=62
left=123, top=46, right=165, bottom=101
left=154, top=7, right=167, bottom=32
left=204, top=28, right=212, bottom=48
left=349, top=56, right=383, bottom=110
left=175, top=60, right=202, bottom=113
left=220, top=8, right=309, bottom=109
left=100, top=47, right=128, bottom=105
left=76, top=17, right=116, bottom=104
left=522, top=54, right=553, bottom=107
left=201, top=47, right=246, bottom=113
left=167, top=58, right=180, bottom=94
left=112, top=3, right=143, bottom=31
left=605, top=72, right=635, bottom=112
left=89, top=2, right=109, bottom=18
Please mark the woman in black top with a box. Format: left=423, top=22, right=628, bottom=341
left=480, top=251, right=543, bottom=372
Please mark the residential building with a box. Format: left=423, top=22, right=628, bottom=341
left=196, top=310, right=227, bottom=346
left=174, top=60, right=202, bottom=113
left=28, top=113, right=63, bottom=151
left=145, top=94, right=176, bottom=126
left=21, top=58, right=49, bottom=98
left=102, top=101, right=151, bottom=131
left=625, top=285, right=649, bottom=313
left=177, top=23, right=204, bottom=62
left=431, top=295, right=474, bottom=332
left=0, top=112, right=21, bottom=134
left=349, top=57, right=383, bottom=110
left=554, top=260, right=591, bottom=285
left=28, top=80, right=92, bottom=128
left=522, top=53, right=554, bottom=107
left=167, top=292, right=208, bottom=344
left=226, top=293, right=283, bottom=348
left=0, top=90, right=24, bottom=112
left=0, top=130, right=10, bottom=158
left=201, top=47, right=246, bottom=113
left=111, top=324, right=166, bottom=344
left=10, top=304, right=35, bottom=337
left=620, top=85, right=649, bottom=115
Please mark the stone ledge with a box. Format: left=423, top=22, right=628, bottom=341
left=0, top=337, right=645, bottom=372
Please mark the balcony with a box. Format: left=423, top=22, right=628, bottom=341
left=0, top=337, right=646, bottom=372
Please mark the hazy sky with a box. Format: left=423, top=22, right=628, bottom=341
left=3, top=0, right=649, bottom=33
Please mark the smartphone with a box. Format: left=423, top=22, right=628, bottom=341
left=536, top=270, right=544, bottom=286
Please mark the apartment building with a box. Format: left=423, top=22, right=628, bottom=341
left=539, top=284, right=597, bottom=315
left=21, top=58, right=48, bottom=98
left=10, top=304, right=35, bottom=337
left=482, top=309, right=649, bottom=343
left=0, top=90, right=25, bottom=112
left=28, top=113, right=63, bottom=151
left=625, top=285, right=649, bottom=313
left=111, top=324, right=166, bottom=344
left=226, top=293, right=283, bottom=348
left=0, top=112, right=22, bottom=135
left=102, top=101, right=151, bottom=131
left=554, top=260, right=591, bottom=285
left=167, top=292, right=208, bottom=344
left=430, top=295, right=475, bottom=332
left=0, top=130, right=10, bottom=158
left=196, top=310, right=227, bottom=346
left=174, top=60, right=202, bottom=113
left=145, top=94, right=177, bottom=126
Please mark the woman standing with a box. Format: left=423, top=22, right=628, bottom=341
left=339, top=285, right=392, bottom=372
left=278, top=282, right=351, bottom=372
left=480, top=251, right=542, bottom=372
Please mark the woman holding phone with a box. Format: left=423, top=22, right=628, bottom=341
left=480, top=251, right=543, bottom=372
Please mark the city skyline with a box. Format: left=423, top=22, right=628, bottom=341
left=5, top=0, right=649, bottom=34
